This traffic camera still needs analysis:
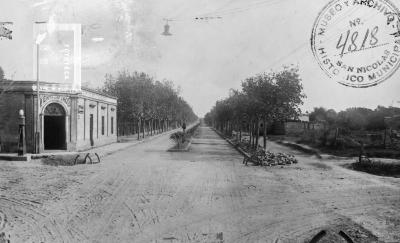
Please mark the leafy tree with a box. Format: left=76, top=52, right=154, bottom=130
left=309, top=106, right=400, bottom=131
left=205, top=66, right=306, bottom=149
left=309, top=107, right=337, bottom=126
left=337, top=107, right=372, bottom=130
left=366, top=106, right=400, bottom=130
left=102, top=71, right=197, bottom=138
left=0, top=66, right=4, bottom=81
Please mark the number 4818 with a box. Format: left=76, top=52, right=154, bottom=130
left=336, top=26, right=379, bottom=57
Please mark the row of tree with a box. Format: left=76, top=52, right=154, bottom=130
left=0, top=66, right=4, bottom=81
left=204, top=66, right=306, bottom=149
left=102, top=71, right=198, bottom=138
left=309, top=106, right=400, bottom=131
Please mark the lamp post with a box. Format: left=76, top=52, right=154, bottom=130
left=17, top=109, right=26, bottom=156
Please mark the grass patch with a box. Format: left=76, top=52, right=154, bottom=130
left=168, top=140, right=191, bottom=151
left=168, top=122, right=200, bottom=152
left=41, top=154, right=88, bottom=166
left=309, top=162, right=332, bottom=170
left=350, top=160, right=400, bottom=177
left=317, top=147, right=400, bottom=159
left=277, top=141, right=321, bottom=157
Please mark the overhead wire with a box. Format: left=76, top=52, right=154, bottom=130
left=162, top=0, right=385, bottom=72
left=196, top=0, right=283, bottom=17
left=263, top=6, right=382, bottom=70
left=197, top=0, right=238, bottom=17
left=165, top=0, right=287, bottom=21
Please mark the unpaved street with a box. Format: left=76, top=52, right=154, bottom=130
left=0, top=126, right=399, bottom=242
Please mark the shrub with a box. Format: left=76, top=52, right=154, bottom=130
left=185, top=123, right=200, bottom=136
left=170, top=131, right=187, bottom=148
left=42, top=155, right=80, bottom=166
left=352, top=159, right=400, bottom=177
left=169, top=122, right=200, bottom=149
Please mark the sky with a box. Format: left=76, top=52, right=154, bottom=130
left=1, top=0, right=400, bottom=117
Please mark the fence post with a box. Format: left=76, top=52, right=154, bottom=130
left=334, top=127, right=339, bottom=147
left=383, top=129, right=387, bottom=148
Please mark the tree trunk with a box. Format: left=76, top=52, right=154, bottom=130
left=334, top=127, right=339, bottom=147
left=263, top=116, right=267, bottom=150
left=253, top=120, right=257, bottom=148
left=137, top=118, right=141, bottom=140
left=249, top=120, right=252, bottom=146
left=256, top=117, right=260, bottom=148
left=239, top=121, right=242, bottom=142
left=383, top=128, right=387, bottom=148
left=253, top=120, right=255, bottom=147
left=142, top=120, right=145, bottom=138
left=236, top=121, right=239, bottom=141
left=150, top=119, right=152, bottom=136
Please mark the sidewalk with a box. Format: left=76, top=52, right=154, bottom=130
left=212, top=129, right=323, bottom=158
left=0, top=126, right=188, bottom=162
left=83, top=128, right=179, bottom=157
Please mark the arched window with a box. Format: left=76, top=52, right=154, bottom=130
left=44, top=103, right=66, bottom=116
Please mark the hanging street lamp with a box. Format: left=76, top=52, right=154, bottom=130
left=161, top=19, right=172, bottom=36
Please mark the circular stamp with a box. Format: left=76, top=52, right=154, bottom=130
left=311, top=0, right=400, bottom=88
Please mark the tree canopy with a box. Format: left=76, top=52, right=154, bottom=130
left=102, top=71, right=197, bottom=125
left=0, top=66, right=4, bottom=81
left=204, top=66, right=306, bottom=149
left=309, top=106, right=400, bottom=131
left=205, top=66, right=306, bottom=127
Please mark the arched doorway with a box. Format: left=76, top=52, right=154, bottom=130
left=43, top=103, right=66, bottom=150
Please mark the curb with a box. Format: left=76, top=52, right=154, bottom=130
left=89, top=122, right=199, bottom=158
left=92, top=128, right=183, bottom=158
left=276, top=141, right=322, bottom=158
left=0, top=154, right=32, bottom=162
left=21, top=128, right=181, bottom=162
left=211, top=127, right=250, bottom=158
left=1, top=123, right=200, bottom=162
left=167, top=122, right=200, bottom=152
left=167, top=140, right=193, bottom=152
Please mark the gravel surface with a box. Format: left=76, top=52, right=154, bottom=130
left=0, top=126, right=399, bottom=242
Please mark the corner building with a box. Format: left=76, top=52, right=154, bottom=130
left=0, top=81, right=117, bottom=153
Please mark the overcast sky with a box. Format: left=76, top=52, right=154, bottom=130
left=1, top=0, right=400, bottom=116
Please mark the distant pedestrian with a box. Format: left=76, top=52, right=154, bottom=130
left=182, top=122, right=186, bottom=133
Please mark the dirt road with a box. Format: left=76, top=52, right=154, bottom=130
left=0, top=126, right=399, bottom=242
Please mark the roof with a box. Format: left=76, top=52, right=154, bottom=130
left=81, top=86, right=117, bottom=100
left=0, top=80, right=117, bottom=100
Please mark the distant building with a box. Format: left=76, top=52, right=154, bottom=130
left=0, top=81, right=117, bottom=153
left=264, top=113, right=325, bottom=135
left=385, top=115, right=400, bottom=129
left=297, top=113, right=310, bottom=123
left=284, top=113, right=310, bottom=135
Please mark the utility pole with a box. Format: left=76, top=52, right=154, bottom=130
left=34, top=21, right=47, bottom=153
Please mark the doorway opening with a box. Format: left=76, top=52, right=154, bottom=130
left=90, top=114, right=94, bottom=146
left=43, top=103, right=66, bottom=150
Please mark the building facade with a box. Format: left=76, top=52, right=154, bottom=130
left=0, top=81, right=117, bottom=153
